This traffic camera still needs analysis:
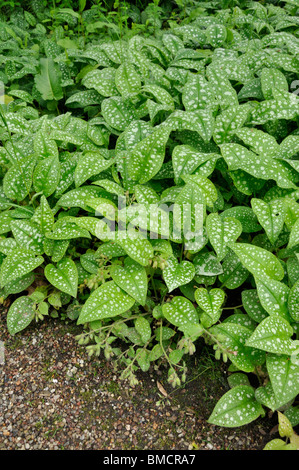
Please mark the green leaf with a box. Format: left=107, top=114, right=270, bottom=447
left=101, top=97, right=137, bottom=131
left=206, top=214, right=242, bottom=261
left=228, top=242, right=285, bottom=281
left=74, top=150, right=113, bottom=187
left=255, top=276, right=290, bottom=320
left=115, top=234, right=153, bottom=266
left=34, top=58, right=63, bottom=101
left=267, top=354, right=299, bottom=408
left=77, top=280, right=135, bottom=324
left=251, top=198, right=286, bottom=245
left=111, top=258, right=148, bottom=306
left=193, top=251, right=223, bottom=277
left=7, top=296, right=35, bottom=335
left=163, top=256, right=195, bottom=292
left=33, top=155, right=60, bottom=197
left=213, top=104, right=251, bottom=144
left=34, top=130, right=59, bottom=160
left=45, top=258, right=78, bottom=297
left=127, top=124, right=171, bottom=184
left=218, top=249, right=249, bottom=290
left=0, top=249, right=44, bottom=287
left=3, top=155, right=36, bottom=202
left=255, top=382, right=277, bottom=412
left=162, top=296, right=198, bottom=329
left=172, top=145, right=219, bottom=184
left=135, top=317, right=151, bottom=343
left=246, top=316, right=299, bottom=355
left=208, top=385, right=263, bottom=427
left=210, top=322, right=265, bottom=372
left=11, top=220, right=45, bottom=254
left=261, top=68, right=288, bottom=100
left=278, top=411, right=294, bottom=438
left=289, top=281, right=299, bottom=322
left=32, top=196, right=54, bottom=234
left=115, top=62, right=141, bottom=98
left=206, top=24, right=227, bottom=47
left=195, top=287, right=224, bottom=327
left=227, top=373, right=251, bottom=389
left=241, top=289, right=268, bottom=323
left=182, top=73, right=216, bottom=111
left=288, top=218, right=299, bottom=249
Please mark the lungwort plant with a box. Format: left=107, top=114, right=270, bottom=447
left=0, top=0, right=299, bottom=433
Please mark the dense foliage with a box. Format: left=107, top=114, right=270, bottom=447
left=0, top=0, right=299, bottom=443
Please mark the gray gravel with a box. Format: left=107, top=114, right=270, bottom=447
left=0, top=310, right=274, bottom=450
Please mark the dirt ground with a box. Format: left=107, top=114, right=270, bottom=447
left=0, top=308, right=278, bottom=450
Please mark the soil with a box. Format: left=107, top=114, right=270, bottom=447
left=0, top=307, right=278, bottom=451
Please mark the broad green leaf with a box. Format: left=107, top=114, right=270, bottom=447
left=206, top=214, right=242, bottom=261
left=278, top=411, right=293, bottom=439
left=263, top=439, right=297, bottom=451
left=220, top=207, right=260, bottom=233
left=82, top=68, right=118, bottom=96
left=261, top=68, right=289, bottom=100
left=207, top=67, right=238, bottom=109
left=80, top=252, right=98, bottom=274
left=0, top=248, right=44, bottom=287
left=3, top=155, right=36, bottom=202
left=32, top=195, right=54, bottom=234
left=218, top=249, right=249, bottom=289
left=111, top=258, right=148, bottom=306
left=115, top=62, right=141, bottom=98
left=162, top=296, right=198, bottom=328
left=206, top=24, right=227, bottom=48
left=46, top=220, right=91, bottom=240
left=7, top=296, right=35, bottom=335
left=3, top=272, right=35, bottom=297
left=210, top=322, right=265, bottom=372
left=250, top=92, right=299, bottom=125
left=115, top=234, right=153, bottom=266
left=163, top=256, right=195, bottom=292
left=241, top=289, right=268, bottom=323
left=101, top=97, right=137, bottom=131
left=181, top=174, right=218, bottom=207
left=34, top=130, right=59, bottom=160
left=182, top=74, right=216, bottom=111
left=77, top=280, right=135, bottom=324
left=45, top=258, right=78, bottom=297
left=33, top=155, right=60, bottom=197
left=213, top=104, right=251, bottom=144
left=168, top=110, right=214, bottom=143
left=221, top=143, right=296, bottom=189
left=127, top=124, right=171, bottom=184
left=172, top=145, right=219, bottom=184
left=193, top=251, right=223, bottom=277
left=246, top=316, right=299, bottom=355
left=251, top=198, right=286, bottom=245
left=195, top=287, right=225, bottom=327
left=255, top=382, right=277, bottom=412
left=11, top=220, right=45, bottom=254
left=228, top=242, right=285, bottom=281
left=267, top=354, right=299, bottom=408
left=255, top=276, right=290, bottom=320
left=208, top=385, right=263, bottom=427
left=236, top=127, right=279, bottom=157
left=74, top=150, right=113, bottom=187
left=135, top=317, right=151, bottom=343
left=34, top=58, right=63, bottom=101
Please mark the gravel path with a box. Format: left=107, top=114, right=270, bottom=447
left=0, top=309, right=275, bottom=450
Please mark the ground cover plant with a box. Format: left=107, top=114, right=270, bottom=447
left=0, top=0, right=299, bottom=448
